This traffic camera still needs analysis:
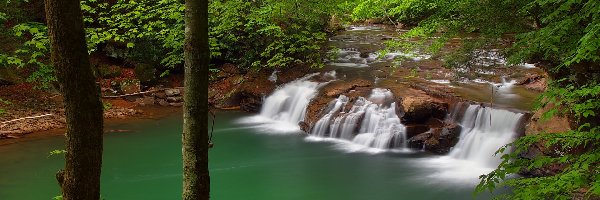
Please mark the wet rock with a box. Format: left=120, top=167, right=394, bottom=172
left=167, top=96, right=183, bottom=103
left=516, top=73, right=547, bottom=92
left=405, top=125, right=429, bottom=139
left=237, top=73, right=276, bottom=112
left=135, top=96, right=155, bottom=106
left=360, top=51, right=371, bottom=58
left=165, top=88, right=181, bottom=97
left=299, top=121, right=310, bottom=133
left=240, top=96, right=262, bottom=112
left=408, top=123, right=461, bottom=154
left=169, top=102, right=184, bottom=107
left=324, top=79, right=372, bottom=97
left=154, top=92, right=167, bottom=99
left=400, top=95, right=448, bottom=124
left=104, top=108, right=139, bottom=119
left=157, top=99, right=169, bottom=106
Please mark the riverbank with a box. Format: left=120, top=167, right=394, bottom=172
left=0, top=104, right=182, bottom=146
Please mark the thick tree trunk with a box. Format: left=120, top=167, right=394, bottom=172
left=44, top=0, right=104, bottom=199
left=182, top=0, right=210, bottom=199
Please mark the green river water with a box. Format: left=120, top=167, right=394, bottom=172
left=0, top=111, right=498, bottom=200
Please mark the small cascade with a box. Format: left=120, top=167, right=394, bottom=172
left=310, top=88, right=407, bottom=150
left=448, top=103, right=524, bottom=167
left=242, top=73, right=331, bottom=132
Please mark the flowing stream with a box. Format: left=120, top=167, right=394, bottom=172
left=0, top=112, right=502, bottom=200
left=448, top=103, right=524, bottom=167
left=309, top=88, right=407, bottom=151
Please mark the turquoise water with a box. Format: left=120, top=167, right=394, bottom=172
left=0, top=111, right=497, bottom=199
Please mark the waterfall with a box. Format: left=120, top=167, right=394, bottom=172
left=310, top=88, right=407, bottom=150
left=259, top=80, right=319, bottom=124
left=241, top=73, right=328, bottom=132
left=448, top=103, right=524, bottom=167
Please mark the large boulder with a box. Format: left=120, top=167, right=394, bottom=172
left=519, top=103, right=572, bottom=177
left=516, top=73, right=547, bottom=92
left=238, top=74, right=276, bottom=112
left=400, top=95, right=448, bottom=124
left=408, top=123, right=461, bottom=154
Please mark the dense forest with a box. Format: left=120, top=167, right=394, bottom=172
left=0, top=0, right=598, bottom=199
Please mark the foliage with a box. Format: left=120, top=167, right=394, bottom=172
left=0, top=22, right=55, bottom=89
left=102, top=102, right=112, bottom=111
left=352, top=0, right=437, bottom=25
left=0, top=98, right=10, bottom=115
left=81, top=0, right=346, bottom=69
left=350, top=0, right=600, bottom=198
left=48, top=149, right=67, bottom=158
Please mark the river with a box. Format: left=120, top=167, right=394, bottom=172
left=0, top=111, right=510, bottom=199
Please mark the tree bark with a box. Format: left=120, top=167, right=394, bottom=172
left=182, top=0, right=210, bottom=199
left=44, top=0, right=104, bottom=199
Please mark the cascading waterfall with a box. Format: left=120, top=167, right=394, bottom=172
left=420, top=103, right=526, bottom=183
left=242, top=73, right=329, bottom=132
left=310, top=88, right=407, bottom=149
left=448, top=103, right=524, bottom=167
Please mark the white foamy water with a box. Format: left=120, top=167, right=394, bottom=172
left=417, top=103, right=524, bottom=184
left=239, top=73, right=329, bottom=133
left=308, top=88, right=407, bottom=151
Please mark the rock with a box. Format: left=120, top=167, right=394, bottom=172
left=119, top=79, right=141, bottom=94
left=519, top=103, right=572, bottom=176
left=169, top=102, right=184, bottom=107
left=165, top=88, right=181, bottom=97
left=360, top=51, right=371, bottom=58
left=408, top=123, right=461, bottom=154
left=516, top=74, right=547, bottom=92
left=167, top=96, right=183, bottom=103
left=400, top=95, right=448, bottom=124
left=323, top=79, right=372, bottom=97
left=299, top=121, right=310, bottom=133
left=240, top=95, right=262, bottom=112
left=104, top=108, right=139, bottom=119
left=154, top=92, right=167, bottom=99
left=135, top=96, right=155, bottom=106
left=157, top=99, right=169, bottom=106
left=405, top=125, right=429, bottom=139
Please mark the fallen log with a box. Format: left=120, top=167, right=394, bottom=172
left=0, top=114, right=54, bottom=125
left=102, top=90, right=159, bottom=98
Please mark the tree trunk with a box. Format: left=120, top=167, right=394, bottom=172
left=182, top=0, right=210, bottom=199
left=44, top=0, right=104, bottom=199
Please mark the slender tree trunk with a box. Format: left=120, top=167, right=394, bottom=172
left=182, top=0, right=210, bottom=199
left=44, top=0, right=104, bottom=199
